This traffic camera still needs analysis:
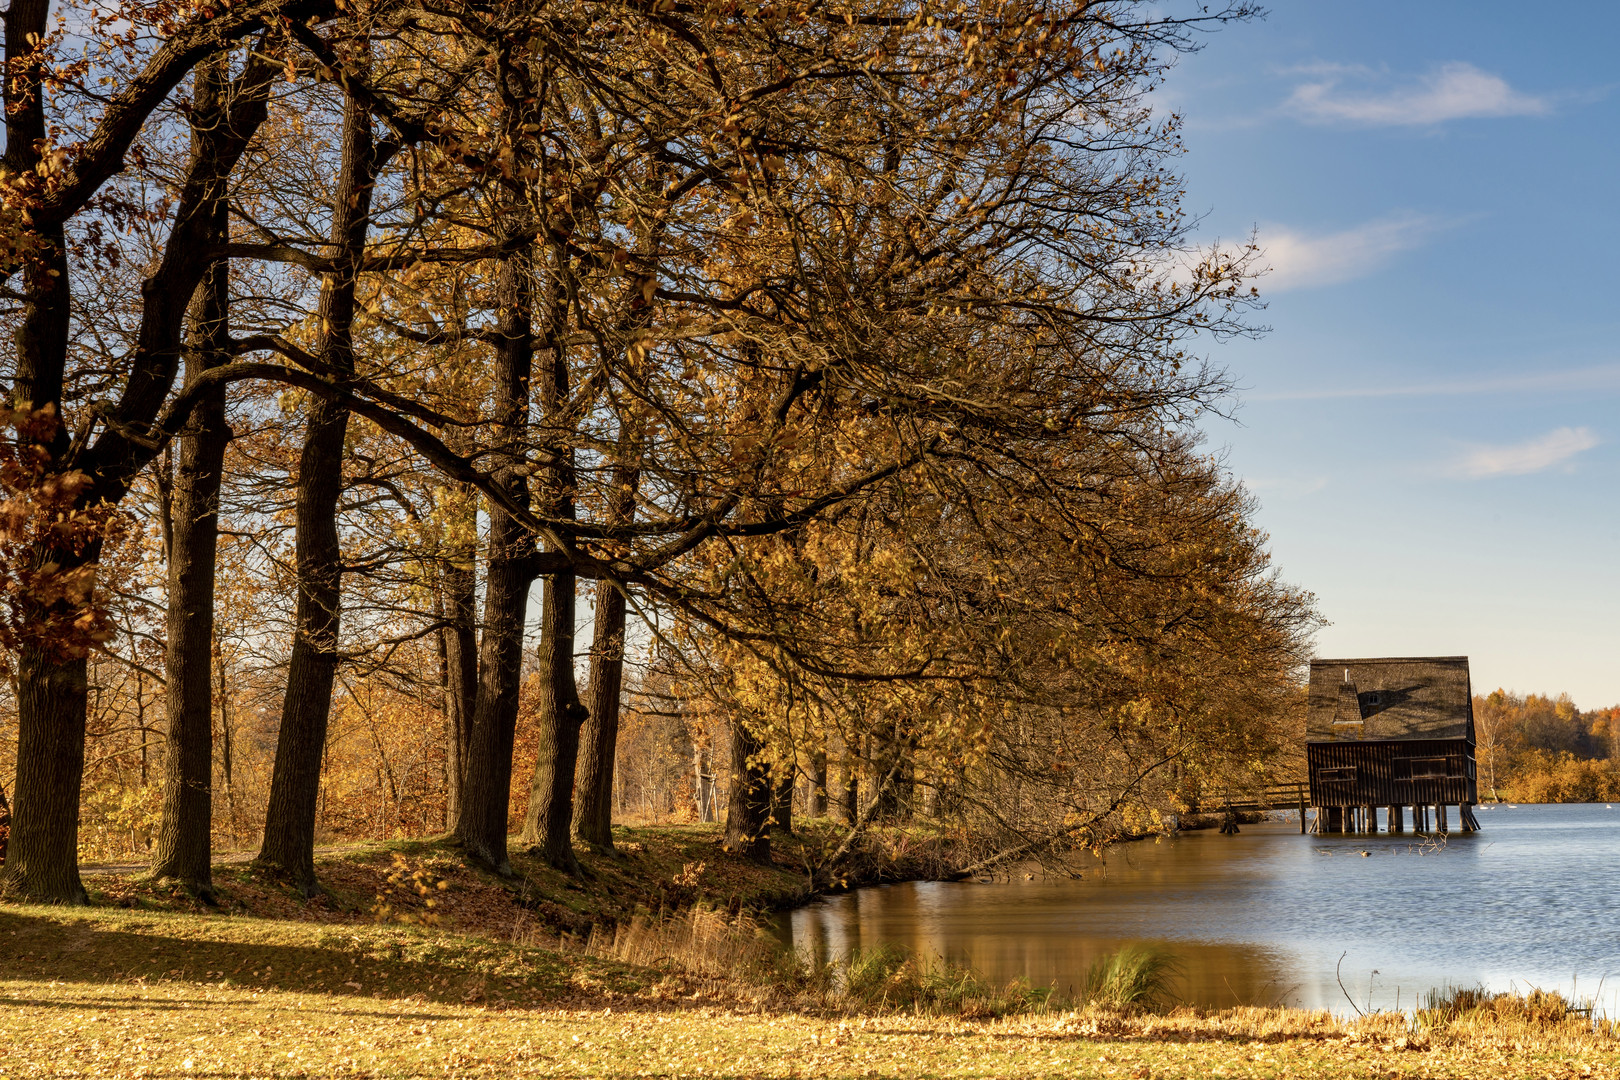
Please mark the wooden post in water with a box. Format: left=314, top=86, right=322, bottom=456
left=1437, top=803, right=1449, bottom=833
left=1389, top=805, right=1404, bottom=832
left=1298, top=787, right=1307, bottom=834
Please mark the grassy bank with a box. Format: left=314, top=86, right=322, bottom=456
left=74, top=820, right=957, bottom=940
left=4, top=902, right=1620, bottom=1078
left=5, top=823, right=1616, bottom=1076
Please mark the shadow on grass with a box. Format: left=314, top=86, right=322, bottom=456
left=0, top=907, right=656, bottom=1010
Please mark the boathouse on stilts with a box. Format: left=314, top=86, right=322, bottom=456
left=1306, top=656, right=1481, bottom=834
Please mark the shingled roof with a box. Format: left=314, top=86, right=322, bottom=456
left=1305, top=656, right=1474, bottom=743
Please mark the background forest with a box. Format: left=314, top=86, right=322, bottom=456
left=0, top=0, right=1322, bottom=904
left=1475, top=691, right=1620, bottom=804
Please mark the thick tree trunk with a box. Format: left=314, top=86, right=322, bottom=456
left=723, top=720, right=773, bottom=863
left=3, top=649, right=89, bottom=903
left=571, top=459, right=639, bottom=852
left=257, top=88, right=374, bottom=895
left=151, top=55, right=233, bottom=893
left=453, top=249, right=535, bottom=875
left=521, top=571, right=587, bottom=868
left=571, top=577, right=627, bottom=851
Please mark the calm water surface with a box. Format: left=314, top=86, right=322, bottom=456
left=779, top=804, right=1620, bottom=1013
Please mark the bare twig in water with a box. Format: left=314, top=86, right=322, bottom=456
left=1337, top=951, right=1365, bottom=1017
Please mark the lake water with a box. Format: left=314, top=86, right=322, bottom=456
left=778, top=803, right=1620, bottom=1014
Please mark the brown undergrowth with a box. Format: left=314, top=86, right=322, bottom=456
left=78, top=820, right=956, bottom=945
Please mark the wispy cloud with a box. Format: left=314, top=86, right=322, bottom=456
left=1251, top=365, right=1620, bottom=403
left=1452, top=427, right=1600, bottom=478
left=1259, top=213, right=1441, bottom=292
left=1287, top=62, right=1548, bottom=126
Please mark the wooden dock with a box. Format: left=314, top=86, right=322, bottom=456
left=1218, top=782, right=1311, bottom=833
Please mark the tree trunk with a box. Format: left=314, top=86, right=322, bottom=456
left=571, top=577, right=627, bottom=851
left=521, top=572, right=587, bottom=869
left=0, top=778, right=10, bottom=867
left=832, top=735, right=859, bottom=826
left=3, top=648, right=88, bottom=903
left=571, top=461, right=639, bottom=852
left=439, top=548, right=477, bottom=828
left=807, top=747, right=828, bottom=818
left=452, top=247, right=535, bottom=875
left=257, top=87, right=375, bottom=895
left=151, top=54, right=233, bottom=893
left=770, top=769, right=794, bottom=836
left=723, top=720, right=772, bottom=862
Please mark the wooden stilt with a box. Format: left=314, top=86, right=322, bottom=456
left=1325, top=806, right=1343, bottom=833
left=1438, top=803, right=1449, bottom=833
left=1390, top=805, right=1404, bottom=832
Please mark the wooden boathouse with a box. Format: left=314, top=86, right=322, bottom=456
left=1306, top=656, right=1481, bottom=833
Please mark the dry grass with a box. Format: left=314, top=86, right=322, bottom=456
left=5, top=903, right=1620, bottom=1077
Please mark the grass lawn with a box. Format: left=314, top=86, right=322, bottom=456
left=2, top=826, right=1618, bottom=1077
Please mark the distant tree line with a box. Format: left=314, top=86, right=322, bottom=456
left=1475, top=690, right=1620, bottom=803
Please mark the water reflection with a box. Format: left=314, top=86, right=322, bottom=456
left=778, top=805, right=1620, bottom=1014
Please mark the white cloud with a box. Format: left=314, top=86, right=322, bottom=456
left=1259, top=213, right=1440, bottom=292
left=1253, top=364, right=1620, bottom=403
left=1453, top=427, right=1600, bottom=478
left=1287, top=62, right=1548, bottom=126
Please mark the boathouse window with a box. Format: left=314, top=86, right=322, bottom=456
left=1365, top=692, right=1381, bottom=707
left=1318, top=767, right=1357, bottom=784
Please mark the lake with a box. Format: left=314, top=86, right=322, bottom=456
left=777, top=803, right=1620, bottom=1014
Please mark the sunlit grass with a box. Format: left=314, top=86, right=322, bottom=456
left=5, top=903, right=1620, bottom=1077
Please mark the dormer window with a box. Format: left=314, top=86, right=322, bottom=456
left=1365, top=692, right=1381, bottom=707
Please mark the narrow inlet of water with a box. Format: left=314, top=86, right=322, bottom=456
left=777, top=803, right=1620, bottom=1014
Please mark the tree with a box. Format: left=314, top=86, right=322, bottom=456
left=150, top=48, right=272, bottom=895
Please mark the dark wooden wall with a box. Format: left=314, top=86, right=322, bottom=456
left=1307, top=738, right=1477, bottom=807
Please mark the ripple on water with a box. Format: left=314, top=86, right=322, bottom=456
left=778, top=804, right=1620, bottom=1013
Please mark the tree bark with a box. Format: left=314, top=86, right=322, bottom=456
left=570, top=577, right=627, bottom=851
left=4, top=649, right=89, bottom=903
left=151, top=53, right=234, bottom=894
left=831, top=735, right=859, bottom=826
left=439, top=545, right=477, bottom=828
left=770, top=769, right=794, bottom=836
left=257, top=85, right=375, bottom=895
left=521, top=571, right=587, bottom=868
left=723, top=720, right=772, bottom=863
left=807, top=747, right=828, bottom=818
left=571, top=464, right=639, bottom=852
left=452, top=248, right=535, bottom=875
left=0, top=778, right=10, bottom=867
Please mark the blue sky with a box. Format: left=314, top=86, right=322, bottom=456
left=1160, top=2, right=1620, bottom=705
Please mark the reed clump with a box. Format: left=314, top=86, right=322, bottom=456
left=1417, top=983, right=1611, bottom=1036
left=837, top=943, right=1054, bottom=1017
left=578, top=906, right=791, bottom=983
left=1081, top=944, right=1183, bottom=1012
